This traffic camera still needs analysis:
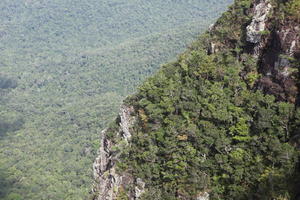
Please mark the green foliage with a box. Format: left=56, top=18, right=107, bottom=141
left=0, top=0, right=233, bottom=199
left=116, top=187, right=129, bottom=200
left=285, top=0, right=300, bottom=21
left=110, top=2, right=300, bottom=198
left=119, top=46, right=299, bottom=199
left=259, top=30, right=271, bottom=35
left=211, top=0, right=252, bottom=48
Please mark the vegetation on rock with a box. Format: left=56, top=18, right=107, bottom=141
left=101, top=0, right=300, bottom=199
left=0, top=0, right=232, bottom=199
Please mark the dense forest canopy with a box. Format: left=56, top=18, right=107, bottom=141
left=0, top=0, right=232, bottom=199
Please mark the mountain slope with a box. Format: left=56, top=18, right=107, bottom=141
left=93, top=0, right=300, bottom=199
left=0, top=0, right=233, bottom=199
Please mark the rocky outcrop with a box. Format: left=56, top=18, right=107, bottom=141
left=256, top=18, right=300, bottom=102
left=119, top=105, right=134, bottom=142
left=243, top=0, right=300, bottom=103
left=208, top=42, right=218, bottom=55
left=246, top=0, right=272, bottom=44
left=196, top=192, right=210, bottom=200
left=92, top=105, right=146, bottom=200
left=134, top=178, right=146, bottom=199
left=246, top=0, right=272, bottom=58
left=92, top=128, right=123, bottom=200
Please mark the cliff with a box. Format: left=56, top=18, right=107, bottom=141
left=92, top=0, right=300, bottom=199
left=92, top=105, right=142, bottom=200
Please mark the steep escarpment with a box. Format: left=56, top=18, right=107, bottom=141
left=92, top=0, right=300, bottom=199
left=207, top=0, right=300, bottom=103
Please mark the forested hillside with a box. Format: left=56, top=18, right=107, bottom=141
left=93, top=0, right=300, bottom=199
left=0, top=0, right=232, bottom=199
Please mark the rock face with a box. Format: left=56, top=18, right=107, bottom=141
left=92, top=105, right=145, bottom=200
left=246, top=0, right=272, bottom=44
left=92, top=128, right=122, bottom=200
left=256, top=20, right=300, bottom=102
left=134, top=178, right=146, bottom=199
left=243, top=0, right=300, bottom=103
left=119, top=105, right=134, bottom=142
left=196, top=192, right=210, bottom=200
left=208, top=0, right=299, bottom=103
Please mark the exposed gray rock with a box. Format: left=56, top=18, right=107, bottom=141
left=92, top=105, right=145, bottom=200
left=93, top=128, right=121, bottom=200
left=134, top=178, right=146, bottom=199
left=290, top=40, right=297, bottom=55
left=208, top=23, right=215, bottom=32
left=208, top=42, right=217, bottom=54
left=246, top=1, right=272, bottom=44
left=278, top=24, right=300, bottom=56
left=119, top=105, right=135, bottom=142
left=196, top=192, right=210, bottom=200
